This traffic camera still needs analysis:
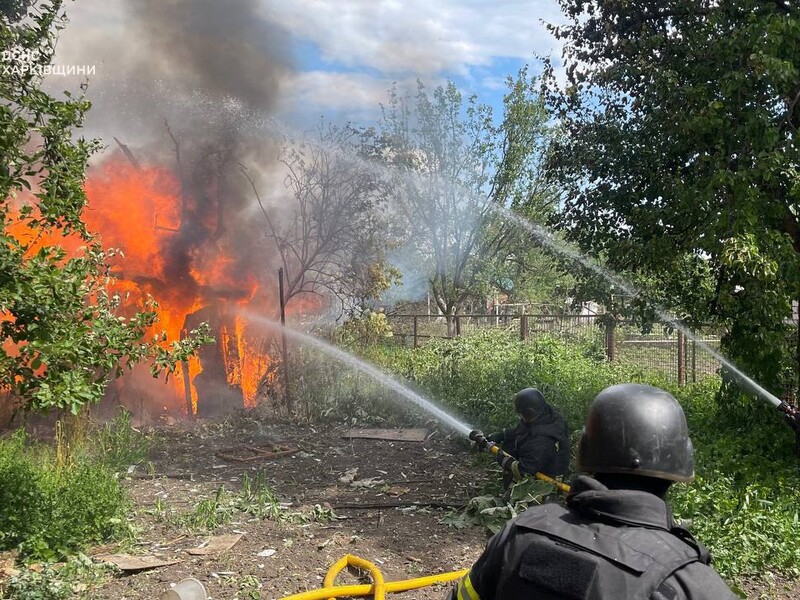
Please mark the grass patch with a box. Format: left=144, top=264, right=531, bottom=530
left=149, top=470, right=335, bottom=533
left=0, top=411, right=146, bottom=563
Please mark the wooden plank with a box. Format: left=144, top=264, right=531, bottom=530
left=94, top=554, right=181, bottom=571
left=186, top=533, right=243, bottom=556
left=342, top=428, right=429, bottom=442
left=216, top=444, right=298, bottom=463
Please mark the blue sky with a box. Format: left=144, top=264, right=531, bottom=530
left=53, top=0, right=567, bottom=137
left=263, top=0, right=567, bottom=127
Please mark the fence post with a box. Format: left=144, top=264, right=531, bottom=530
left=278, top=267, right=292, bottom=415
left=605, top=317, right=616, bottom=362
left=413, top=315, right=418, bottom=349
left=677, top=329, right=685, bottom=386
left=692, top=337, right=697, bottom=383
left=520, top=314, right=528, bottom=341
left=455, top=314, right=461, bottom=336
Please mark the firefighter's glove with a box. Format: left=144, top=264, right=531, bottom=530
left=486, top=431, right=504, bottom=443
left=496, top=453, right=522, bottom=482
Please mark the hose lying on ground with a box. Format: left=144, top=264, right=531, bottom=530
left=278, top=554, right=468, bottom=600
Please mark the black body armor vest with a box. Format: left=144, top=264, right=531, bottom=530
left=497, top=503, right=709, bottom=600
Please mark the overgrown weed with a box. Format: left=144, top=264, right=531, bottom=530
left=0, top=553, right=116, bottom=600
left=159, top=471, right=335, bottom=533
left=0, top=428, right=132, bottom=563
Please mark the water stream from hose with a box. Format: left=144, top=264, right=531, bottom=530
left=494, top=206, right=783, bottom=408
left=243, top=117, right=786, bottom=412
left=243, top=312, right=474, bottom=436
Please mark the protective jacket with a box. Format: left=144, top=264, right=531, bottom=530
left=494, top=405, right=570, bottom=486
left=452, top=476, right=737, bottom=600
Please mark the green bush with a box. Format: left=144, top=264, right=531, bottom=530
left=668, top=381, right=800, bottom=579
left=0, top=428, right=132, bottom=562
left=362, top=329, right=651, bottom=435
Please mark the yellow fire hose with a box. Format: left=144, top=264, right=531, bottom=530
left=279, top=554, right=468, bottom=600
left=469, top=430, right=571, bottom=494
left=280, top=433, right=570, bottom=600
left=485, top=443, right=571, bottom=494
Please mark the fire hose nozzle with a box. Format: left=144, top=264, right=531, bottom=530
left=468, top=430, right=493, bottom=452
left=779, top=401, right=800, bottom=431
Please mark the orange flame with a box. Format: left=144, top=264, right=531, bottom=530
left=81, top=156, right=276, bottom=416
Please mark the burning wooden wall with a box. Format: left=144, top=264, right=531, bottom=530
left=83, top=157, right=277, bottom=419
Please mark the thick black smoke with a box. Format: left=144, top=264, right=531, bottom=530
left=129, top=0, right=287, bottom=113
left=52, top=0, right=293, bottom=297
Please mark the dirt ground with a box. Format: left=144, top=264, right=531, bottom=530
left=86, top=416, right=798, bottom=600
left=91, top=417, right=490, bottom=600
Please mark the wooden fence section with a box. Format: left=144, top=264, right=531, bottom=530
left=385, top=313, right=721, bottom=385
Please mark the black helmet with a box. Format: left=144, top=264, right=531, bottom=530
left=514, top=388, right=547, bottom=419
left=577, top=383, right=694, bottom=482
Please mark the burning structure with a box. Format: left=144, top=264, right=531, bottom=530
left=18, top=0, right=392, bottom=422
left=83, top=158, right=279, bottom=420
left=40, top=0, right=298, bottom=420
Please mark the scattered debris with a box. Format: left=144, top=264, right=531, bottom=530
left=216, top=443, right=298, bottom=463
left=186, top=533, right=243, bottom=556
left=210, top=571, right=237, bottom=579
left=338, top=467, right=358, bottom=484
left=385, top=486, right=411, bottom=497
left=351, top=476, right=385, bottom=488
left=161, top=577, right=207, bottom=600
left=332, top=501, right=467, bottom=510
left=0, top=550, right=20, bottom=581
left=256, top=549, right=277, bottom=557
left=127, top=469, right=195, bottom=480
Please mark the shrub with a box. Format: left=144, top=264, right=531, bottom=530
left=0, top=426, right=132, bottom=562
left=362, top=329, right=648, bottom=435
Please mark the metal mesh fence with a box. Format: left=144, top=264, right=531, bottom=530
left=385, top=313, right=722, bottom=385
left=613, top=322, right=721, bottom=383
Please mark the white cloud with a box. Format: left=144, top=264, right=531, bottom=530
left=48, top=0, right=570, bottom=129
left=262, top=0, right=565, bottom=75
left=282, top=71, right=392, bottom=112
left=278, top=71, right=432, bottom=126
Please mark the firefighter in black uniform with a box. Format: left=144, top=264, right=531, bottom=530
left=452, top=383, right=738, bottom=600
left=484, top=388, right=570, bottom=488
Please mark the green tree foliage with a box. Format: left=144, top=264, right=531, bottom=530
left=0, top=1, right=209, bottom=415
left=546, top=0, right=800, bottom=389
left=368, top=70, right=561, bottom=333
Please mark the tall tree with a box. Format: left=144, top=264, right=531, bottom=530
left=242, top=122, right=398, bottom=317
left=546, top=0, right=800, bottom=390
left=0, top=1, right=208, bottom=417
left=372, top=69, right=555, bottom=334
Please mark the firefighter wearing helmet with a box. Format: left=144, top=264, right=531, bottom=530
left=451, top=384, right=737, bottom=600
left=481, top=387, right=570, bottom=488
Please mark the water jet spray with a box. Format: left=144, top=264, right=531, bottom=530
left=494, top=206, right=800, bottom=434
left=241, top=313, right=576, bottom=492
left=242, top=312, right=473, bottom=436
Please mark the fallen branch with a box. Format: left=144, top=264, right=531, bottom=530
left=331, top=501, right=466, bottom=510
left=126, top=472, right=194, bottom=480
